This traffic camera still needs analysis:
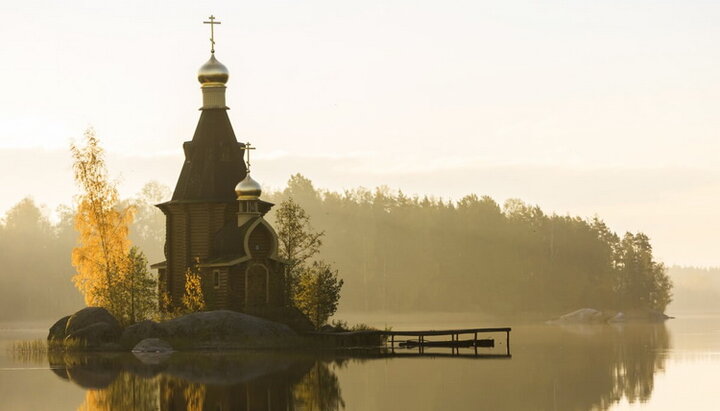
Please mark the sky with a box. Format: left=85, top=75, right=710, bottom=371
left=1, top=1, right=719, bottom=266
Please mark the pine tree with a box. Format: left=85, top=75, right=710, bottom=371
left=118, top=247, right=157, bottom=324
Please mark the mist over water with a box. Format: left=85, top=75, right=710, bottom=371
left=4, top=314, right=720, bottom=410
left=0, top=161, right=717, bottom=410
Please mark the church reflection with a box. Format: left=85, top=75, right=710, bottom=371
left=49, top=351, right=344, bottom=411
left=46, top=323, right=670, bottom=411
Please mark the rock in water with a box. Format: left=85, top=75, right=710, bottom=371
left=60, top=307, right=123, bottom=349
left=65, top=322, right=121, bottom=349
left=158, top=310, right=298, bottom=348
left=48, top=315, right=70, bottom=342
left=132, top=338, right=174, bottom=353
left=120, top=320, right=168, bottom=350
left=65, top=307, right=122, bottom=336
left=245, top=306, right=315, bottom=332
left=550, top=308, right=605, bottom=324
left=608, top=312, right=626, bottom=323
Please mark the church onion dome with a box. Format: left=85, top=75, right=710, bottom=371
left=235, top=174, right=262, bottom=200
left=198, top=54, right=229, bottom=86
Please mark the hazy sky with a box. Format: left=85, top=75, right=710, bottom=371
left=1, top=1, right=719, bottom=266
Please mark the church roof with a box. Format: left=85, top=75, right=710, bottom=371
left=198, top=255, right=251, bottom=268
left=169, top=109, right=247, bottom=203
left=212, top=217, right=259, bottom=257
left=208, top=217, right=287, bottom=266
left=150, top=261, right=167, bottom=269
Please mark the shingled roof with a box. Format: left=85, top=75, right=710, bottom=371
left=170, top=108, right=247, bottom=202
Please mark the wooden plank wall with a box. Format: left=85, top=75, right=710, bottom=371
left=169, top=209, right=187, bottom=302
left=188, top=204, right=210, bottom=259
left=165, top=200, right=288, bottom=311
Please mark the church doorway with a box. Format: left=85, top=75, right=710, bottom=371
left=245, top=263, right=269, bottom=307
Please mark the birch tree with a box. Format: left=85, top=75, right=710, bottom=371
left=275, top=197, right=324, bottom=303
left=70, top=129, right=156, bottom=325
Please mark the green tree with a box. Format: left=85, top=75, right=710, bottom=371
left=294, top=261, right=344, bottom=329
left=293, top=361, right=346, bottom=411
left=275, top=197, right=324, bottom=304
left=116, top=247, right=157, bottom=324
left=614, top=233, right=672, bottom=311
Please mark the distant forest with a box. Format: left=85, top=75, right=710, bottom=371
left=0, top=174, right=685, bottom=321
left=666, top=266, right=720, bottom=313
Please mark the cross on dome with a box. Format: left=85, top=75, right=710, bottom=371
left=203, top=15, right=222, bottom=54
left=244, top=142, right=256, bottom=173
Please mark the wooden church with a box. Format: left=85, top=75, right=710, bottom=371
left=152, top=18, right=287, bottom=313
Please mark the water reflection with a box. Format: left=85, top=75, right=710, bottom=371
left=48, top=350, right=345, bottom=410
left=508, top=323, right=670, bottom=410
left=43, top=323, right=669, bottom=410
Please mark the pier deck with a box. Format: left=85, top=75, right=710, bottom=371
left=306, top=327, right=512, bottom=357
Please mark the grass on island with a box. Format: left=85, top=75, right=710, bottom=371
left=8, top=338, right=86, bottom=363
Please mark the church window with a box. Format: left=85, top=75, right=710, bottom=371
left=213, top=270, right=220, bottom=288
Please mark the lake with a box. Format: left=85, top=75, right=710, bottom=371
left=1, top=312, right=718, bottom=410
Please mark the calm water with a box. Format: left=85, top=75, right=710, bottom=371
left=1, top=313, right=718, bottom=410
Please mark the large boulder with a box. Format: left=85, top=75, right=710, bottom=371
left=65, top=307, right=122, bottom=336
left=48, top=315, right=70, bottom=342
left=245, top=306, right=315, bottom=332
left=65, top=322, right=122, bottom=349
left=120, top=320, right=168, bottom=350
left=158, top=310, right=299, bottom=348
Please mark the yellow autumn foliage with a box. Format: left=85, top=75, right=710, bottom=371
left=182, top=268, right=206, bottom=313
left=70, top=128, right=149, bottom=324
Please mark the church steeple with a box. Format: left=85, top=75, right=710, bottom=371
left=169, top=15, right=246, bottom=202
left=155, top=16, right=290, bottom=316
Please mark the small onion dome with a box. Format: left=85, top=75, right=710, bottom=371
left=198, top=54, right=229, bottom=86
left=235, top=174, right=262, bottom=200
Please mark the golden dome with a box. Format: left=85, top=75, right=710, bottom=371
left=198, top=54, right=229, bottom=86
left=235, top=174, right=262, bottom=200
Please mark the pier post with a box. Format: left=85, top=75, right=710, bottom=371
left=506, top=330, right=510, bottom=356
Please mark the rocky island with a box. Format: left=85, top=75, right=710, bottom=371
left=48, top=307, right=306, bottom=352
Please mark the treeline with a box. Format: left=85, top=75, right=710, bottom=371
left=264, top=174, right=672, bottom=316
left=0, top=173, right=673, bottom=320
left=667, top=266, right=720, bottom=313
left=0, top=199, right=81, bottom=320
left=0, top=183, right=167, bottom=321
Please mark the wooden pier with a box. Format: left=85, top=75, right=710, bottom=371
left=384, top=327, right=511, bottom=357
left=306, top=327, right=511, bottom=358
